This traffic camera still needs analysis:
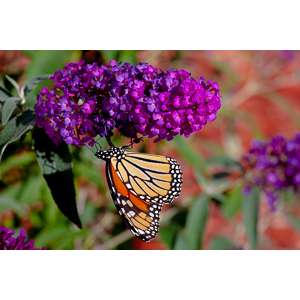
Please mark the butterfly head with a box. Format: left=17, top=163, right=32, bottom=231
left=95, top=147, right=125, bottom=161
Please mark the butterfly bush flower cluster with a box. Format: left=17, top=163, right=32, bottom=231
left=243, top=134, right=300, bottom=211
left=35, top=60, right=221, bottom=146
left=0, top=226, right=46, bottom=250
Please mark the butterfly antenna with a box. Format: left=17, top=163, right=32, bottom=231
left=84, top=144, right=96, bottom=155
left=94, top=140, right=102, bottom=152
left=84, top=139, right=102, bottom=155
left=103, top=122, right=115, bottom=148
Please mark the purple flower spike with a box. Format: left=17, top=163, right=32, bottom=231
left=35, top=60, right=222, bottom=146
left=243, top=134, right=300, bottom=210
left=0, top=226, right=46, bottom=250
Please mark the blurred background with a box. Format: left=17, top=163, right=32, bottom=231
left=1, top=50, right=300, bottom=250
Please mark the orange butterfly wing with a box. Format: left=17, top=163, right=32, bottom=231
left=100, top=147, right=182, bottom=242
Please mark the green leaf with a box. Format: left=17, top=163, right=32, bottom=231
left=0, top=195, right=27, bottom=215
left=211, top=193, right=227, bottom=203
left=0, top=151, right=36, bottom=174
left=205, top=156, right=242, bottom=169
left=0, top=108, right=36, bottom=162
left=194, top=169, right=209, bottom=191
left=22, top=74, right=52, bottom=95
left=18, top=175, right=44, bottom=205
left=1, top=97, right=21, bottom=125
left=55, top=228, right=88, bottom=250
left=173, top=231, right=188, bottom=250
left=5, top=75, right=20, bottom=94
left=25, top=50, right=74, bottom=79
left=118, top=50, right=137, bottom=65
left=221, top=186, right=243, bottom=219
left=80, top=202, right=98, bottom=224
left=100, top=50, right=120, bottom=63
left=0, top=85, right=12, bottom=101
left=32, top=127, right=82, bottom=228
left=242, top=187, right=260, bottom=249
left=34, top=225, right=70, bottom=249
left=210, top=237, right=236, bottom=250
left=185, top=195, right=210, bottom=250
left=25, top=79, right=52, bottom=107
left=159, top=224, right=179, bottom=249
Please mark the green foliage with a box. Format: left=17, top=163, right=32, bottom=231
left=221, top=186, right=242, bottom=219
left=173, top=231, right=188, bottom=250
left=210, top=237, right=236, bottom=250
left=24, top=50, right=75, bottom=79
left=0, top=85, right=12, bottom=101
left=0, top=195, right=27, bottom=215
left=0, top=108, right=36, bottom=162
left=242, top=187, right=260, bottom=249
left=1, top=97, right=21, bottom=126
left=185, top=195, right=210, bottom=250
left=159, top=224, right=180, bottom=249
left=32, top=127, right=81, bottom=228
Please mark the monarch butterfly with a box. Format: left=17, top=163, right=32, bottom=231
left=95, top=146, right=183, bottom=242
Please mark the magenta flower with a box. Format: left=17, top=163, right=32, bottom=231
left=0, top=226, right=46, bottom=250
left=35, top=60, right=222, bottom=146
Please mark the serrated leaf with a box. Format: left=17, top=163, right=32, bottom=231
left=185, top=195, right=210, bottom=250
left=22, top=74, right=52, bottom=96
left=0, top=108, right=36, bottom=163
left=1, top=97, right=21, bottom=125
left=242, top=187, right=260, bottom=249
left=32, top=127, right=82, bottom=228
left=0, top=195, right=27, bottom=215
left=221, top=186, right=243, bottom=219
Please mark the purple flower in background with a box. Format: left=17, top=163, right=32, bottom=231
left=35, top=60, right=222, bottom=146
left=243, top=133, right=300, bottom=210
left=0, top=226, right=46, bottom=250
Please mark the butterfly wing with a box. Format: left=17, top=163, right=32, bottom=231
left=106, top=160, right=161, bottom=241
left=105, top=150, right=182, bottom=242
left=122, top=150, right=182, bottom=204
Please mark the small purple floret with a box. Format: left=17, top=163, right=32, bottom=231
left=243, top=134, right=300, bottom=210
left=0, top=226, right=46, bottom=250
left=35, top=60, right=222, bottom=146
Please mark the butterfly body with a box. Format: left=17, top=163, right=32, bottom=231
left=96, top=147, right=182, bottom=242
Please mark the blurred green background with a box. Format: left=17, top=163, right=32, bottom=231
left=1, top=50, right=300, bottom=250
